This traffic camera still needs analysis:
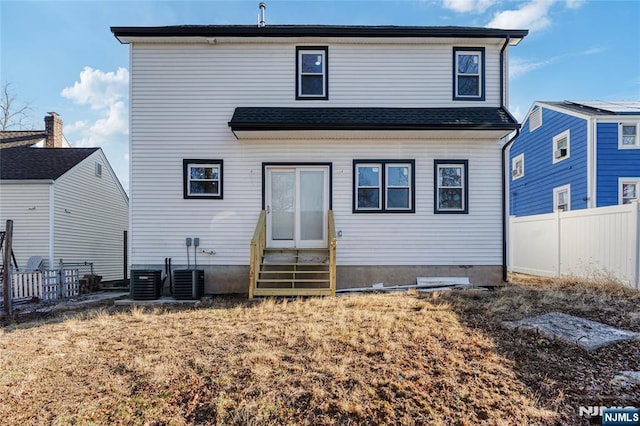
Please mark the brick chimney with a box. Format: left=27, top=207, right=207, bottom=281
left=44, top=112, right=64, bottom=148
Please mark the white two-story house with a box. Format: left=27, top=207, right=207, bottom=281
left=112, top=24, right=527, bottom=297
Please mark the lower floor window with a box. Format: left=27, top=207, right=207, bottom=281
left=434, top=160, right=468, bottom=214
left=619, top=178, right=640, bottom=204
left=183, top=159, right=223, bottom=199
left=553, top=184, right=570, bottom=212
left=353, top=160, right=414, bottom=213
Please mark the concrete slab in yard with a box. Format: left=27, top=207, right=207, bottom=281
left=114, top=296, right=209, bottom=307
left=504, top=312, right=640, bottom=351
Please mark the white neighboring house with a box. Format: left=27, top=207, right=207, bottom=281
left=0, top=113, right=129, bottom=282
left=111, top=23, right=527, bottom=296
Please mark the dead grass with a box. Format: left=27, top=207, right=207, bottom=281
left=0, top=276, right=638, bottom=425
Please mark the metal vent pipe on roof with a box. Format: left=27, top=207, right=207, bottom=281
left=258, top=2, right=266, bottom=28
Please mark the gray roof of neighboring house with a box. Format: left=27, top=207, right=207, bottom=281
left=0, top=130, right=46, bottom=149
left=112, top=25, right=528, bottom=41
left=540, top=100, right=640, bottom=116
left=0, top=146, right=99, bottom=180
left=228, top=107, right=519, bottom=131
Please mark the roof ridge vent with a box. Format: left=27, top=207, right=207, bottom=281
left=257, top=2, right=266, bottom=28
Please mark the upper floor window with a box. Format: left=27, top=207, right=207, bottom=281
left=619, top=178, right=640, bottom=205
left=529, top=107, right=542, bottom=132
left=95, top=162, right=102, bottom=178
left=512, top=154, right=524, bottom=180
left=296, top=47, right=328, bottom=100
left=453, top=47, right=485, bottom=101
left=434, top=160, right=468, bottom=214
left=619, top=123, right=639, bottom=149
left=353, top=160, right=415, bottom=213
left=553, top=184, right=570, bottom=212
left=553, top=130, right=570, bottom=163
left=183, top=159, right=223, bottom=199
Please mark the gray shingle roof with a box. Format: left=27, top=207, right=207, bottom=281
left=228, top=107, right=519, bottom=131
left=0, top=146, right=99, bottom=180
left=112, top=25, right=528, bottom=41
left=541, top=101, right=640, bottom=116
left=0, top=130, right=46, bottom=149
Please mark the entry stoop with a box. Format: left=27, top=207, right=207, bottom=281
left=254, top=248, right=333, bottom=296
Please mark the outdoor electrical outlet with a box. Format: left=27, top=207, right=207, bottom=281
left=186, top=237, right=192, bottom=247
left=194, top=237, right=200, bottom=247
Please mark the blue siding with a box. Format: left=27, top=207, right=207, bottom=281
left=509, top=107, right=588, bottom=216
left=596, top=122, right=640, bottom=206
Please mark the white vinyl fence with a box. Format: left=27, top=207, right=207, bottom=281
left=509, top=202, right=640, bottom=289
left=11, top=268, right=80, bottom=301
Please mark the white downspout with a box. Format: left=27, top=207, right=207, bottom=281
left=591, top=118, right=598, bottom=207
left=49, top=183, right=55, bottom=269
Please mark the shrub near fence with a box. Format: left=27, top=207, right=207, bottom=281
left=509, top=202, right=640, bottom=289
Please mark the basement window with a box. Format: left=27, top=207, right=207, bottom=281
left=353, top=160, right=415, bottom=213
left=183, top=159, right=223, bottom=199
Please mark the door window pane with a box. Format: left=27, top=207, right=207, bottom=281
left=271, top=172, right=295, bottom=240
left=300, top=171, right=324, bottom=241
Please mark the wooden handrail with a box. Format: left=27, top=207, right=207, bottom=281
left=328, top=210, right=337, bottom=296
left=249, top=210, right=267, bottom=299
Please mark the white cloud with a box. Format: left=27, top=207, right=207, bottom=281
left=487, top=0, right=553, bottom=31
left=583, top=46, right=605, bottom=55
left=62, top=67, right=129, bottom=148
left=61, top=66, right=128, bottom=110
left=509, top=56, right=556, bottom=79
left=442, top=0, right=496, bottom=13
left=566, top=0, right=584, bottom=9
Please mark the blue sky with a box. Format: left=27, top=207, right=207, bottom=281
left=2, top=0, right=639, bottom=191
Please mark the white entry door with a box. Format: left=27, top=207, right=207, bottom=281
left=266, top=166, right=329, bottom=248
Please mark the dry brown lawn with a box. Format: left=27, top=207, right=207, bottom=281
left=1, top=275, right=639, bottom=425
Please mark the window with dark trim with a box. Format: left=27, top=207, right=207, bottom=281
left=453, top=47, right=485, bottom=101
left=183, top=159, right=223, bottom=199
left=296, top=46, right=328, bottom=100
left=434, top=160, right=468, bottom=214
left=353, top=160, right=415, bottom=213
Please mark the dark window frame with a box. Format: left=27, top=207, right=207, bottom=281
left=295, top=46, right=329, bottom=100
left=352, top=159, right=415, bottom=214
left=183, top=159, right=224, bottom=199
left=434, top=159, right=469, bottom=214
left=452, top=47, right=485, bottom=101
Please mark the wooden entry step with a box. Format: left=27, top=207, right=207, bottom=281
left=256, top=248, right=331, bottom=291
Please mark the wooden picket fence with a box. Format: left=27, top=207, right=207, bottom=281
left=11, top=269, right=80, bottom=301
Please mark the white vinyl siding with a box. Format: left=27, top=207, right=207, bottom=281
left=53, top=151, right=129, bottom=281
left=128, top=41, right=507, bottom=269
left=0, top=182, right=52, bottom=269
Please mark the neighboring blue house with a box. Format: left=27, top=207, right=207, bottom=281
left=509, top=100, right=640, bottom=217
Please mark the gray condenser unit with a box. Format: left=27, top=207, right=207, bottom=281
left=131, top=270, right=162, bottom=300
left=173, top=269, right=204, bottom=300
